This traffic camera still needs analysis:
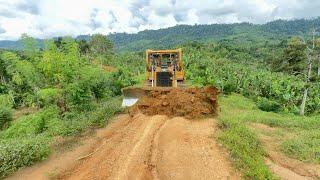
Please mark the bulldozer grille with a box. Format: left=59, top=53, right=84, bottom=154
left=156, top=72, right=172, bottom=87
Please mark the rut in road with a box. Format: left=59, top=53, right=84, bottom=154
left=58, top=113, right=238, bottom=180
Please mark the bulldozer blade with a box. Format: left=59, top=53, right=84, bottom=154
left=121, top=87, right=148, bottom=107
left=122, top=98, right=139, bottom=107
left=121, top=86, right=173, bottom=107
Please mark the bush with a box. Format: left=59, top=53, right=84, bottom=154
left=61, top=97, right=122, bottom=135
left=60, top=112, right=93, bottom=136
left=257, top=97, right=281, bottom=112
left=0, top=135, right=51, bottom=178
left=37, top=88, right=61, bottom=107
left=65, top=81, right=94, bottom=110
left=91, top=97, right=123, bottom=127
left=0, top=107, right=12, bottom=130
left=22, top=93, right=37, bottom=107
left=1, top=107, right=63, bottom=139
left=0, top=94, right=14, bottom=108
left=64, top=66, right=114, bottom=110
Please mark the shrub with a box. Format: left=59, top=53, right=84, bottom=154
left=91, top=97, right=123, bottom=127
left=22, top=92, right=37, bottom=107
left=61, top=112, right=93, bottom=136
left=64, top=66, right=114, bottom=110
left=37, top=88, right=61, bottom=107
left=61, top=97, right=122, bottom=135
left=0, top=107, right=12, bottom=130
left=257, top=97, right=281, bottom=112
left=0, top=135, right=51, bottom=178
left=1, top=107, right=63, bottom=139
left=65, top=81, right=94, bottom=110
left=0, top=94, right=14, bottom=108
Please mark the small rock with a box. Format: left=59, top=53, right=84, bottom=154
left=162, top=101, right=169, bottom=106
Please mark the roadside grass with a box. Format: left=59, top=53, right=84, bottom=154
left=281, top=130, right=320, bottom=163
left=217, top=94, right=275, bottom=179
left=0, top=97, right=123, bottom=178
left=218, top=94, right=320, bottom=179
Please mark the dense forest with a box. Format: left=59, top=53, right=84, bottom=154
left=2, top=17, right=320, bottom=51
left=0, top=17, right=320, bottom=179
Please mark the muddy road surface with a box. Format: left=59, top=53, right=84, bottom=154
left=8, top=113, right=239, bottom=180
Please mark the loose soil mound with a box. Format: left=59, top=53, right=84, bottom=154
left=131, top=86, right=219, bottom=119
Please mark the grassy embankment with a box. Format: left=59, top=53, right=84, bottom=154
left=0, top=97, right=122, bottom=178
left=217, top=94, right=320, bottom=179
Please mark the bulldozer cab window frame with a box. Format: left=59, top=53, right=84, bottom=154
left=145, top=49, right=185, bottom=88
left=146, top=50, right=180, bottom=69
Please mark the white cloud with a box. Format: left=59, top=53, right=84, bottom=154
left=0, top=0, right=319, bottom=40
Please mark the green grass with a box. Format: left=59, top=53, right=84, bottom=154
left=218, top=94, right=275, bottom=179
left=217, top=94, right=320, bottom=179
left=0, top=97, right=123, bottom=178
left=281, top=130, right=320, bottom=163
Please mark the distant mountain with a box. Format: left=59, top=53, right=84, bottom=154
left=108, top=17, right=320, bottom=51
left=1, top=17, right=320, bottom=51
left=0, top=40, right=23, bottom=50
left=0, top=39, right=44, bottom=50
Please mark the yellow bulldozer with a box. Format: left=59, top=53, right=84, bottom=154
left=121, top=48, right=219, bottom=118
left=122, top=49, right=186, bottom=106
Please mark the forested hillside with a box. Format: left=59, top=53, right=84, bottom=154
left=1, top=17, right=320, bottom=51
left=108, top=17, right=320, bottom=51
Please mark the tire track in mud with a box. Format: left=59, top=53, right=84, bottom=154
left=114, top=115, right=168, bottom=180
left=148, top=116, right=169, bottom=180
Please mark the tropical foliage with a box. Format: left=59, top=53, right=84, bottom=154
left=0, top=34, right=126, bottom=178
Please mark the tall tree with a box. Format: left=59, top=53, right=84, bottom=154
left=300, top=28, right=317, bottom=116
left=315, top=38, right=320, bottom=77
left=89, top=34, right=113, bottom=65
left=20, top=33, right=37, bottom=60
left=283, top=37, right=307, bottom=75
left=78, top=39, right=90, bottom=55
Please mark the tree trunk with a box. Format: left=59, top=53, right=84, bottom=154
left=300, top=55, right=313, bottom=116
left=300, top=88, right=308, bottom=115
left=318, top=56, right=320, bottom=76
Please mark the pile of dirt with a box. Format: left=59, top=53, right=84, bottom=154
left=130, top=86, right=219, bottom=119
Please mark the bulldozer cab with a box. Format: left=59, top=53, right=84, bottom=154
left=146, top=49, right=185, bottom=87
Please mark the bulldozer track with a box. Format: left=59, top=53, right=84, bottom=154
left=148, top=116, right=169, bottom=180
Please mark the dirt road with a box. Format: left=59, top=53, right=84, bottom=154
left=8, top=113, right=239, bottom=180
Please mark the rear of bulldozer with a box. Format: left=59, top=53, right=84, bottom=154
left=122, top=49, right=219, bottom=118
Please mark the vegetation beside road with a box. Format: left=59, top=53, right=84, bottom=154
left=218, top=94, right=320, bottom=179
left=0, top=35, right=127, bottom=178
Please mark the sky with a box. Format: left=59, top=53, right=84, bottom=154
left=0, top=0, right=320, bottom=40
